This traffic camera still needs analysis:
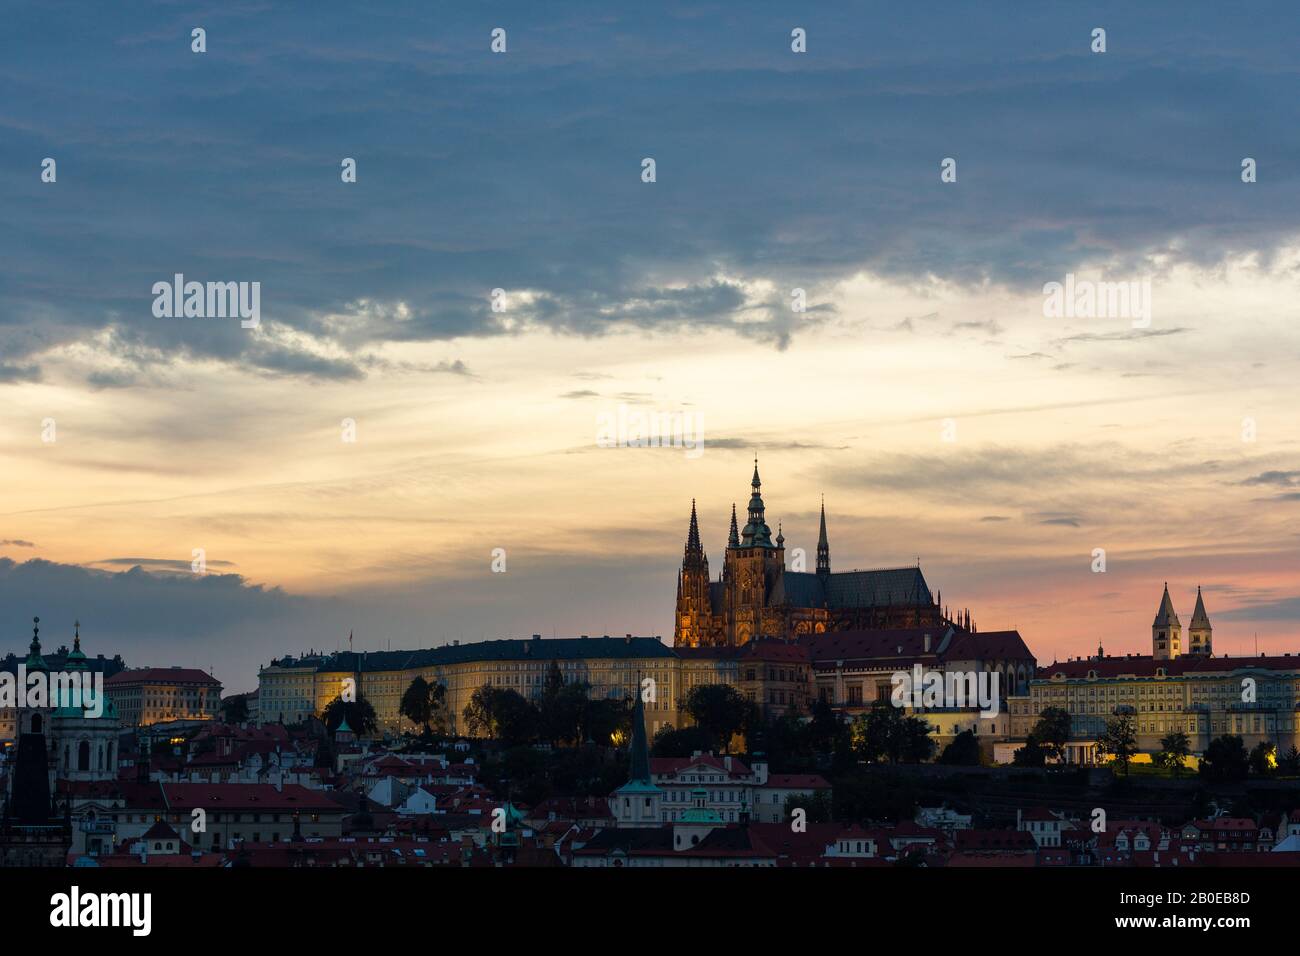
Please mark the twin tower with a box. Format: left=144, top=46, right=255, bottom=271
left=1152, top=583, right=1213, bottom=660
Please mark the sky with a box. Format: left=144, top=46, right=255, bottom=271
left=2, top=1, right=1299, bottom=692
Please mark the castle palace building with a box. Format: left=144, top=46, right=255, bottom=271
left=674, top=463, right=949, bottom=647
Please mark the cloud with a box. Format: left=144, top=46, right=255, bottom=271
left=4, top=2, right=1300, bottom=379
left=0, top=540, right=36, bottom=548
left=1217, top=596, right=1300, bottom=622
left=1241, top=470, right=1300, bottom=487
left=92, top=557, right=238, bottom=573
left=1034, top=513, right=1083, bottom=528
left=0, top=364, right=42, bottom=384
left=0, top=558, right=313, bottom=658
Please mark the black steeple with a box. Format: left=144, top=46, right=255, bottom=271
left=816, top=496, right=830, bottom=579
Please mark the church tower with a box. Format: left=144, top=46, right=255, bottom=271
left=1187, top=586, right=1212, bottom=656
left=1152, top=583, right=1182, bottom=661
left=610, top=676, right=662, bottom=827
left=723, top=460, right=785, bottom=645
left=816, top=496, right=830, bottom=581
left=673, top=500, right=713, bottom=646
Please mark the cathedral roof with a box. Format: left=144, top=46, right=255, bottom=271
left=768, top=567, right=933, bottom=610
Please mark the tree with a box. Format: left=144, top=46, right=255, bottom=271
left=220, top=695, right=250, bottom=725
left=321, top=693, right=377, bottom=737
left=582, top=695, right=631, bottom=746
left=1154, top=731, right=1191, bottom=777
left=939, top=729, right=983, bottom=766
left=1030, top=707, right=1072, bottom=762
left=851, top=702, right=934, bottom=765
left=1249, top=741, right=1276, bottom=776
left=807, top=697, right=841, bottom=754
left=462, top=685, right=539, bottom=746
left=651, top=724, right=715, bottom=758
left=782, top=789, right=832, bottom=824
left=400, top=676, right=435, bottom=735
left=1012, top=735, right=1046, bottom=768
left=1199, top=734, right=1249, bottom=781
left=1279, top=745, right=1300, bottom=775
left=682, top=684, right=751, bottom=753
left=538, top=663, right=590, bottom=746
left=1097, top=715, right=1137, bottom=776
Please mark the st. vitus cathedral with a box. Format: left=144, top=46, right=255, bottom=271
left=674, top=463, right=962, bottom=647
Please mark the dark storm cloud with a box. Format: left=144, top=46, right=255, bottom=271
left=3, top=1, right=1298, bottom=379
left=0, top=554, right=678, bottom=691
left=0, top=557, right=312, bottom=652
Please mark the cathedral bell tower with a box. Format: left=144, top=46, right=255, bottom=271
left=1152, top=583, right=1182, bottom=661
left=1187, top=586, right=1212, bottom=656
left=673, top=500, right=713, bottom=646
left=723, top=460, right=784, bottom=646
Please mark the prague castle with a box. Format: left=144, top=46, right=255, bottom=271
left=674, top=463, right=949, bottom=647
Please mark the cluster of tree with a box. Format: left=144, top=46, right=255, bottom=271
left=1097, top=715, right=1138, bottom=774
left=1153, top=731, right=1191, bottom=776
left=478, top=744, right=629, bottom=806
left=398, top=676, right=450, bottom=737
left=849, top=702, right=935, bottom=765
left=1198, top=735, right=1290, bottom=780
left=938, top=729, right=983, bottom=766
left=459, top=664, right=632, bottom=748
left=1012, top=707, right=1072, bottom=768
left=321, top=694, right=379, bottom=737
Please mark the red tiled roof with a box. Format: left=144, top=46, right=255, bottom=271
left=650, top=754, right=751, bottom=778
left=1042, top=653, right=1300, bottom=679
left=160, top=783, right=346, bottom=812
left=805, top=627, right=1033, bottom=670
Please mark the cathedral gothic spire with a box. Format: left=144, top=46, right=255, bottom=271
left=816, top=495, right=830, bottom=579
left=728, top=504, right=740, bottom=548
left=674, top=501, right=712, bottom=646
left=683, top=499, right=704, bottom=566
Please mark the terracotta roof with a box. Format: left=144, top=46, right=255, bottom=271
left=806, top=627, right=1033, bottom=670
left=1041, top=653, right=1300, bottom=679
left=142, top=819, right=182, bottom=840
left=650, top=754, right=752, bottom=778
left=160, top=782, right=346, bottom=812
